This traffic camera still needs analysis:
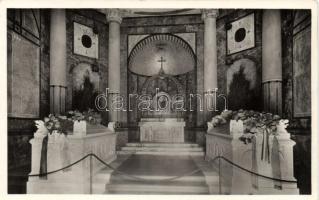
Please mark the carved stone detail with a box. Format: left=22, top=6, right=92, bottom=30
left=106, top=9, right=122, bottom=24
left=201, top=9, right=219, bottom=20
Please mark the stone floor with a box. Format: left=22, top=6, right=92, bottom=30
left=106, top=154, right=212, bottom=194
left=112, top=154, right=203, bottom=176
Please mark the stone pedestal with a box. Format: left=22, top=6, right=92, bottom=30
left=27, top=123, right=117, bottom=194
left=273, top=123, right=299, bottom=194
left=252, top=133, right=275, bottom=191
left=28, top=135, right=47, bottom=182
left=229, top=120, right=254, bottom=194
left=206, top=119, right=299, bottom=194
left=251, top=121, right=298, bottom=194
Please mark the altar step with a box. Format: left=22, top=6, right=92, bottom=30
left=105, top=179, right=210, bottom=194
left=117, top=143, right=205, bottom=156
left=126, top=142, right=200, bottom=147
left=92, top=155, right=132, bottom=194
left=104, top=155, right=219, bottom=194
left=122, top=147, right=203, bottom=152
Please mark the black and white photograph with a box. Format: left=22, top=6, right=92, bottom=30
left=2, top=0, right=317, bottom=198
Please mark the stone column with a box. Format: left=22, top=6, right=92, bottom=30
left=202, top=9, right=219, bottom=121
left=50, top=9, right=67, bottom=114
left=107, top=9, right=122, bottom=123
left=262, top=10, right=282, bottom=115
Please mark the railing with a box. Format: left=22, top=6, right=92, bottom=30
left=214, top=156, right=297, bottom=183
left=28, top=153, right=297, bottom=194
left=212, top=155, right=297, bottom=194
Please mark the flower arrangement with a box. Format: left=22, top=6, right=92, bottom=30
left=35, top=109, right=101, bottom=136
left=43, top=114, right=73, bottom=135
left=209, top=109, right=286, bottom=162
left=66, top=109, right=101, bottom=125
left=209, top=109, right=283, bottom=144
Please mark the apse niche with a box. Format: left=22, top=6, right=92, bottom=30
left=127, top=34, right=196, bottom=120
left=71, top=63, right=100, bottom=111
left=128, top=34, right=196, bottom=76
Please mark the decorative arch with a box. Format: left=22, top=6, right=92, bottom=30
left=128, top=34, right=196, bottom=76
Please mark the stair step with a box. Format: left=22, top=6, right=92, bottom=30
left=106, top=183, right=209, bottom=194
left=110, top=174, right=207, bottom=183
left=117, top=151, right=205, bottom=156
left=100, top=154, right=221, bottom=194
left=109, top=179, right=208, bottom=186
left=121, top=146, right=203, bottom=152
left=126, top=143, right=200, bottom=148
left=93, top=171, right=113, bottom=183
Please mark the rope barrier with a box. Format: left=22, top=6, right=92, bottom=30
left=28, top=154, right=91, bottom=177
left=28, top=153, right=297, bottom=184
left=28, top=153, right=200, bottom=183
left=91, top=154, right=201, bottom=183
left=209, top=156, right=297, bottom=183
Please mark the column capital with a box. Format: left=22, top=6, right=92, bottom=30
left=106, top=9, right=123, bottom=24
left=201, top=9, right=219, bottom=20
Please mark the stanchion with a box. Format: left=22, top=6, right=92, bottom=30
left=218, top=156, right=221, bottom=194
left=90, top=154, right=93, bottom=194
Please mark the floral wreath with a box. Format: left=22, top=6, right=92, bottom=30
left=35, top=109, right=101, bottom=135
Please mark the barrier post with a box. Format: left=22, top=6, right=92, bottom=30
left=218, top=156, right=221, bottom=194
left=90, top=154, right=93, bottom=194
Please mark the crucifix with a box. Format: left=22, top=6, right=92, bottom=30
left=157, top=56, right=166, bottom=71
left=157, top=56, right=166, bottom=77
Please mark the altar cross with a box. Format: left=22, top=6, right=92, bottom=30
left=157, top=56, right=166, bottom=70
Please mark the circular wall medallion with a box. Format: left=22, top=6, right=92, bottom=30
left=234, top=28, right=246, bottom=42
left=81, top=35, right=92, bottom=48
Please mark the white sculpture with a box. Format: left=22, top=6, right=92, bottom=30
left=277, top=119, right=289, bottom=134
left=108, top=122, right=116, bottom=132
left=34, top=120, right=49, bottom=138
left=73, top=120, right=87, bottom=137
left=207, top=121, right=214, bottom=132
left=230, top=120, right=244, bottom=137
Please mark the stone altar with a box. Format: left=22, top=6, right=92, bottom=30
left=139, top=118, right=185, bottom=143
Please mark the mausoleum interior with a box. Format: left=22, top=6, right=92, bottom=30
left=7, top=9, right=311, bottom=195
